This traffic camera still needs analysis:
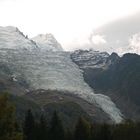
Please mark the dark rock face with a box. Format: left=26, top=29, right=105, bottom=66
left=71, top=50, right=140, bottom=121
left=86, top=53, right=140, bottom=104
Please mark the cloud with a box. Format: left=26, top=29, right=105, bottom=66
left=115, top=33, right=140, bottom=55
left=89, top=33, right=107, bottom=45
left=65, top=35, right=93, bottom=51
left=91, top=35, right=107, bottom=45
left=127, top=33, right=140, bottom=54
left=65, top=33, right=108, bottom=52
left=129, top=33, right=140, bottom=46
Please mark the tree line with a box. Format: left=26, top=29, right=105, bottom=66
left=1, top=93, right=140, bottom=140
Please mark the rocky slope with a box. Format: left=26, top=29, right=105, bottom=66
left=24, top=90, right=110, bottom=124
left=1, top=92, right=92, bottom=129
left=71, top=49, right=110, bottom=69
left=71, top=49, right=140, bottom=120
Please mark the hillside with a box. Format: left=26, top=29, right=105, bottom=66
left=71, top=50, right=140, bottom=120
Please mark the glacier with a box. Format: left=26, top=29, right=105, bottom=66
left=0, top=26, right=123, bottom=123
left=0, top=48, right=123, bottom=123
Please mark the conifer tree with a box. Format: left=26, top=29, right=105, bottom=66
left=0, top=93, right=23, bottom=140
left=23, top=109, right=36, bottom=140
left=99, top=123, right=111, bottom=140
left=49, top=111, right=64, bottom=140
left=74, top=117, right=91, bottom=140
left=37, top=115, right=48, bottom=140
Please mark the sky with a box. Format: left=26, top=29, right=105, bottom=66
left=0, top=0, right=140, bottom=51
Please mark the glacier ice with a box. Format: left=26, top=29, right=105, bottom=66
left=0, top=26, right=38, bottom=51
left=0, top=48, right=123, bottom=123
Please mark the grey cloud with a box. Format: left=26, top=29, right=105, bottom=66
left=89, top=11, right=140, bottom=54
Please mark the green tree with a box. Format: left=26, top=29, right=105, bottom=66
left=23, top=109, right=36, bottom=140
left=99, top=124, right=111, bottom=140
left=65, top=129, right=74, bottom=140
left=90, top=123, right=100, bottom=140
left=0, top=93, right=23, bottom=140
left=37, top=115, right=48, bottom=140
left=112, top=120, right=137, bottom=140
left=49, top=111, right=65, bottom=140
left=74, top=117, right=91, bottom=140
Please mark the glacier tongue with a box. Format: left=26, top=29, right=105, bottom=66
left=0, top=48, right=123, bottom=123
left=86, top=94, right=123, bottom=123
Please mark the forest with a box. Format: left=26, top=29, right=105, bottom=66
left=1, top=93, right=140, bottom=140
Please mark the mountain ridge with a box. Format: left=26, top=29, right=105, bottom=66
left=71, top=49, right=140, bottom=121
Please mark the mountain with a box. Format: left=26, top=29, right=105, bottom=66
left=0, top=23, right=140, bottom=125
left=0, top=49, right=122, bottom=123
left=71, top=50, right=140, bottom=120
left=0, top=26, right=63, bottom=52
left=0, top=26, right=123, bottom=123
left=32, top=34, right=63, bottom=51
left=71, top=49, right=110, bottom=69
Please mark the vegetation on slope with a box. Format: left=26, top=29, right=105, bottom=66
left=1, top=93, right=140, bottom=140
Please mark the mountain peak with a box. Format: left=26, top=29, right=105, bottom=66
left=32, top=33, right=63, bottom=51
left=0, top=26, right=38, bottom=50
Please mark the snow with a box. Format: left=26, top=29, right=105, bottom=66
left=0, top=26, right=123, bottom=123
left=32, top=34, right=63, bottom=51
left=0, top=26, right=38, bottom=51
left=71, top=49, right=110, bottom=69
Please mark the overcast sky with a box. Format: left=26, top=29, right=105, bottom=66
left=0, top=0, right=140, bottom=50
